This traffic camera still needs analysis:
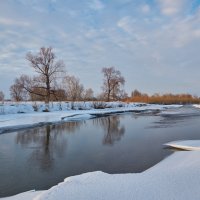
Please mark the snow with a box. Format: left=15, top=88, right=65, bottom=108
left=165, top=140, right=200, bottom=151
left=193, top=104, right=200, bottom=109
left=0, top=101, right=182, bottom=115
left=0, top=191, right=43, bottom=200
left=0, top=102, right=182, bottom=133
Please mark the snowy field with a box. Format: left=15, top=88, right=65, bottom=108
left=1, top=102, right=200, bottom=200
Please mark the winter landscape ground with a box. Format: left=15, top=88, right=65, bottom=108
left=1, top=102, right=200, bottom=200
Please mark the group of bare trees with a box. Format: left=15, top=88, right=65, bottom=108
left=8, top=47, right=126, bottom=103
left=0, top=91, right=4, bottom=102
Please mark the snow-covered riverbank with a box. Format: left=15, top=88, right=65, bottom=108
left=0, top=102, right=182, bottom=134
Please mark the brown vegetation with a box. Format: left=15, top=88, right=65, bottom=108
left=126, top=90, right=200, bottom=104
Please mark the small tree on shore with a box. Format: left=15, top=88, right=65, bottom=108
left=101, top=67, right=125, bottom=101
left=131, top=89, right=142, bottom=98
left=62, top=75, right=84, bottom=101
left=83, top=88, right=94, bottom=101
left=26, top=47, right=65, bottom=105
left=10, top=76, right=30, bottom=101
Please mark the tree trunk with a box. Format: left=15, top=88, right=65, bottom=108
left=45, top=76, right=50, bottom=109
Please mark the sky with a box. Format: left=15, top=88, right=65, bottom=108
left=1, top=0, right=200, bottom=98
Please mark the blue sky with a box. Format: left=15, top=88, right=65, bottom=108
left=1, top=0, right=200, bottom=98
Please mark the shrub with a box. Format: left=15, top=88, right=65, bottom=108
left=92, top=101, right=107, bottom=109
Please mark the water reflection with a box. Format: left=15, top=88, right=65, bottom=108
left=93, top=115, right=125, bottom=145
left=15, top=121, right=83, bottom=170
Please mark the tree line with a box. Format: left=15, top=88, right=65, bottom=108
left=0, top=46, right=199, bottom=105
left=8, top=47, right=126, bottom=104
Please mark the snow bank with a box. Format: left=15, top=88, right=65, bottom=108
left=0, top=191, right=43, bottom=200
left=165, top=140, right=200, bottom=151
left=0, top=101, right=182, bottom=115
left=193, top=104, right=200, bottom=109
left=0, top=101, right=133, bottom=114
left=0, top=102, right=182, bottom=133
left=32, top=150, right=200, bottom=200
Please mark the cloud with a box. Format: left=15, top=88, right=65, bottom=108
left=0, top=17, right=30, bottom=26
left=117, top=16, right=134, bottom=34
left=157, top=0, right=187, bottom=16
left=141, top=4, right=151, bottom=14
left=159, top=11, right=200, bottom=47
left=88, top=0, right=105, bottom=11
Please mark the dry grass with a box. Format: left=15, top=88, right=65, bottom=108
left=125, top=94, right=200, bottom=104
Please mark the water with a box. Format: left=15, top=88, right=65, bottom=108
left=1, top=106, right=200, bottom=197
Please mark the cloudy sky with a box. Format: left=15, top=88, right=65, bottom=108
left=1, top=0, right=200, bottom=98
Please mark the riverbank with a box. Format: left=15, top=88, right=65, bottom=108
left=0, top=102, right=182, bottom=134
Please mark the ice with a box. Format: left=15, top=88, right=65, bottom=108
left=165, top=140, right=200, bottom=151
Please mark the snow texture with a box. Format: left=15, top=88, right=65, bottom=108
left=193, top=104, right=200, bottom=109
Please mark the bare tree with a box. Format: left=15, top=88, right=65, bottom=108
left=26, top=47, right=65, bottom=104
left=10, top=75, right=33, bottom=101
left=117, top=89, right=128, bottom=100
left=101, top=67, right=125, bottom=101
left=0, top=91, right=4, bottom=102
left=83, top=88, right=94, bottom=101
left=10, top=84, right=24, bottom=101
left=62, top=75, right=84, bottom=101
left=131, top=89, right=142, bottom=98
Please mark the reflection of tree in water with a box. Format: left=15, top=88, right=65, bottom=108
left=15, top=121, right=83, bottom=170
left=93, top=115, right=125, bottom=145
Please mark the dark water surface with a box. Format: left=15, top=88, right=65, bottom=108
left=1, top=106, right=200, bottom=197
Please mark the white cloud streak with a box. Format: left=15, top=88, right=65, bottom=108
left=157, top=0, right=188, bottom=16
left=88, top=0, right=105, bottom=11
left=0, top=18, right=30, bottom=26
